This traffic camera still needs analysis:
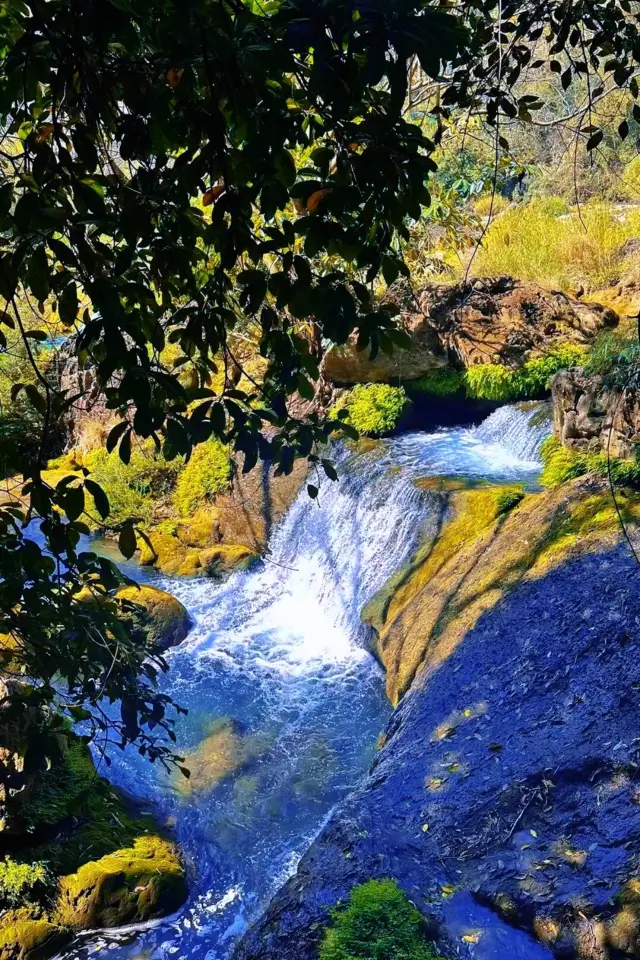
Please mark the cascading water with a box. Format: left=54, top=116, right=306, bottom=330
left=58, top=403, right=551, bottom=960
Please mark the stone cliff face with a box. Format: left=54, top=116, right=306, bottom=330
left=552, top=368, right=640, bottom=460
left=234, top=481, right=640, bottom=960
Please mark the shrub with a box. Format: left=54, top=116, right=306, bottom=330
left=319, top=879, right=441, bottom=960
left=84, top=444, right=179, bottom=527
left=540, top=436, right=640, bottom=489
left=0, top=859, right=50, bottom=908
left=331, top=385, right=409, bottom=437
left=410, top=370, right=464, bottom=396
left=584, top=330, right=640, bottom=376
left=173, top=439, right=232, bottom=517
left=464, top=363, right=515, bottom=401
left=516, top=344, right=588, bottom=397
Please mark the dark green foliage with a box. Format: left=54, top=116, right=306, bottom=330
left=319, top=879, right=442, bottom=960
left=411, top=370, right=465, bottom=397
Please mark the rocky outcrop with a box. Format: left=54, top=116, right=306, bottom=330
left=322, top=278, right=617, bottom=386
left=56, top=835, right=186, bottom=930
left=423, top=276, right=617, bottom=369
left=552, top=368, right=640, bottom=460
left=234, top=480, right=640, bottom=960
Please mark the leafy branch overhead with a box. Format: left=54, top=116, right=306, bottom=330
left=0, top=0, right=639, bottom=765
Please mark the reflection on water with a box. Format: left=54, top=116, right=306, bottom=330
left=58, top=404, right=551, bottom=960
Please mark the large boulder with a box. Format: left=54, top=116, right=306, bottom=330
left=115, top=585, right=191, bottom=652
left=551, top=368, right=640, bottom=459
left=56, top=835, right=186, bottom=930
left=422, top=276, right=618, bottom=369
left=0, top=908, right=69, bottom=960
left=321, top=277, right=617, bottom=386
left=233, top=481, right=640, bottom=960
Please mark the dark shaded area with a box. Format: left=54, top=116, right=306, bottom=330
left=396, top=392, right=501, bottom=434
left=234, top=545, right=640, bottom=960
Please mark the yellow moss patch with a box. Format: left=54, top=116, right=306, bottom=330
left=364, top=477, right=640, bottom=704
left=0, top=908, right=69, bottom=960
left=56, top=835, right=186, bottom=931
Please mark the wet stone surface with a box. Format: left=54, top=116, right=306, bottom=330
left=234, top=546, right=640, bottom=960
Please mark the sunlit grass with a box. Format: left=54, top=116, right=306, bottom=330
left=463, top=198, right=640, bottom=291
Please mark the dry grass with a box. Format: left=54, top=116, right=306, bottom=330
left=459, top=198, right=640, bottom=292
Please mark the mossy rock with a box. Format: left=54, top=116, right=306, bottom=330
left=56, top=835, right=186, bottom=931
left=0, top=908, right=69, bottom=960
left=115, top=585, right=190, bottom=651
left=199, top=544, right=258, bottom=578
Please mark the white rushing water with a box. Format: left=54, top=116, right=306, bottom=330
left=58, top=403, right=551, bottom=960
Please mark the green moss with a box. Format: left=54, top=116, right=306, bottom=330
left=330, top=385, right=409, bottom=437
left=0, top=859, right=51, bottom=909
left=173, top=439, right=232, bottom=517
left=319, top=879, right=442, bottom=960
left=22, top=739, right=156, bottom=878
left=464, top=363, right=516, bottom=401
left=540, top=436, right=640, bottom=489
left=56, top=835, right=186, bottom=931
left=410, top=370, right=464, bottom=397
left=114, top=585, right=190, bottom=651
left=495, top=485, right=526, bottom=515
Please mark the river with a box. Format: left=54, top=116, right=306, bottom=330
left=58, top=403, right=552, bottom=960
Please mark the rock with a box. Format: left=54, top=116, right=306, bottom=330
left=56, top=835, right=186, bottom=931
left=233, top=483, right=640, bottom=960
left=551, top=367, right=640, bottom=459
left=321, top=277, right=616, bottom=386
left=176, top=718, right=268, bottom=796
left=115, top=585, right=190, bottom=652
left=199, top=544, right=258, bottom=578
left=0, top=908, right=69, bottom=960
left=422, top=276, right=618, bottom=369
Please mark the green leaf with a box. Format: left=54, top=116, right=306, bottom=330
left=85, top=478, right=110, bottom=520
left=24, top=384, right=46, bottom=415
left=118, top=523, right=137, bottom=559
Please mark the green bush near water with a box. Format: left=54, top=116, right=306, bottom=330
left=319, top=879, right=442, bottom=960
left=413, top=345, right=587, bottom=402
left=330, top=385, right=410, bottom=437
left=173, top=438, right=233, bottom=516
left=0, top=859, right=51, bottom=909
left=415, top=347, right=588, bottom=401
left=540, top=436, right=640, bottom=489
left=83, top=445, right=180, bottom=527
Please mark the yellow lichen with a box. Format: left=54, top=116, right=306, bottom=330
left=0, top=908, right=68, bottom=960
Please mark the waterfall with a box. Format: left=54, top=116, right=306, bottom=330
left=59, top=403, right=552, bottom=960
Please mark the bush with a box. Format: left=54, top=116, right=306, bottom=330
left=584, top=330, right=640, bottom=376
left=465, top=363, right=516, bottom=401
left=0, top=859, right=50, bottom=908
left=173, top=439, right=232, bottom=517
left=515, top=344, right=588, bottom=397
left=330, top=385, right=409, bottom=437
left=319, top=879, right=441, bottom=960
left=84, top=444, right=179, bottom=527
left=540, top=436, right=640, bottom=489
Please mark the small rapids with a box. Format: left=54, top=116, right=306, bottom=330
left=58, top=403, right=551, bottom=960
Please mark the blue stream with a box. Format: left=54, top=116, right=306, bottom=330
left=57, top=404, right=553, bottom=960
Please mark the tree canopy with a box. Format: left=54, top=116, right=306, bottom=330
left=0, top=0, right=638, bottom=773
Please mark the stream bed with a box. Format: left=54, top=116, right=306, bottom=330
left=58, top=404, right=552, bottom=960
